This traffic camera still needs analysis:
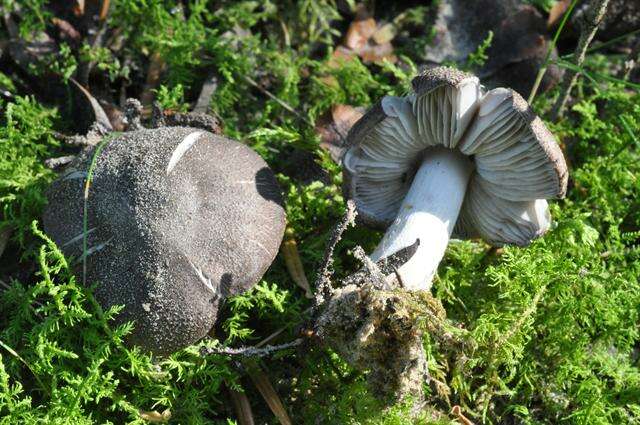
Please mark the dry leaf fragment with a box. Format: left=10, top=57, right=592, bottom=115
left=51, top=18, right=81, bottom=42
left=99, top=0, right=111, bottom=21
left=280, top=229, right=313, bottom=298
left=138, top=408, right=171, bottom=423
left=140, top=51, right=166, bottom=106
left=337, top=5, right=397, bottom=64
left=70, top=78, right=114, bottom=132
left=548, top=0, right=572, bottom=27
left=372, top=23, right=397, bottom=44
left=359, top=42, right=396, bottom=64
left=345, top=18, right=377, bottom=50
left=451, top=405, right=474, bottom=425
left=227, top=386, right=255, bottom=425
left=73, top=0, right=85, bottom=16
left=244, top=359, right=292, bottom=425
left=193, top=73, right=219, bottom=114
left=316, top=104, right=364, bottom=162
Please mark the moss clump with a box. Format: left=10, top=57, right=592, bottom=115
left=315, top=278, right=449, bottom=403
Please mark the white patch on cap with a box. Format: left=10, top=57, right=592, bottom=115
left=73, top=237, right=113, bottom=264
left=62, top=227, right=97, bottom=248
left=188, top=259, right=217, bottom=295
left=166, top=131, right=204, bottom=175
left=142, top=303, right=151, bottom=312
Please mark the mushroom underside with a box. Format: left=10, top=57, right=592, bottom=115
left=344, top=78, right=562, bottom=291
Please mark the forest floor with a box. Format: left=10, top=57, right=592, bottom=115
left=0, top=1, right=639, bottom=424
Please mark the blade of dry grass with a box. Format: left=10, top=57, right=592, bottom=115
left=243, top=359, right=292, bottom=425
left=227, top=384, right=256, bottom=425
left=280, top=228, right=313, bottom=299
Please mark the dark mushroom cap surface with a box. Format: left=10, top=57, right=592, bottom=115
left=44, top=127, right=285, bottom=355
left=343, top=67, right=568, bottom=247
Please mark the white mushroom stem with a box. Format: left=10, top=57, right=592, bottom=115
left=370, top=147, right=474, bottom=291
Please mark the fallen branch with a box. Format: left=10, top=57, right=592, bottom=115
left=200, top=338, right=303, bottom=358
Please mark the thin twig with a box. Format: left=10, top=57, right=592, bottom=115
left=528, top=0, right=580, bottom=104
left=314, top=200, right=357, bottom=306
left=45, top=155, right=76, bottom=169
left=243, top=75, right=313, bottom=126
left=551, top=0, right=611, bottom=119
left=255, top=306, right=314, bottom=348
left=200, top=338, right=303, bottom=358
left=563, top=28, right=640, bottom=61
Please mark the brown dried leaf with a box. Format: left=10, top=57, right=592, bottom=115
left=359, top=42, right=397, bottom=64
left=193, top=73, right=218, bottom=114
left=280, top=233, right=313, bottom=298
left=345, top=17, right=377, bottom=51
left=451, top=405, right=474, bottom=425
left=316, top=104, right=364, bottom=162
left=327, top=46, right=355, bottom=69
left=425, top=0, right=561, bottom=96
left=99, top=0, right=111, bottom=21
left=548, top=0, right=571, bottom=27
left=227, top=386, right=255, bottom=425
left=51, top=18, right=81, bottom=42
left=100, top=101, right=125, bottom=132
left=341, top=13, right=397, bottom=64
left=73, top=0, right=85, bottom=16
left=138, top=409, right=171, bottom=423
left=70, top=78, right=114, bottom=132
left=140, top=51, right=166, bottom=106
left=244, top=359, right=292, bottom=425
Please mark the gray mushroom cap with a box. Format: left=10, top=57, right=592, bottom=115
left=43, top=127, right=286, bottom=355
left=343, top=66, right=568, bottom=247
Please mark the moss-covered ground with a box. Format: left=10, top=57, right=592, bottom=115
left=0, top=1, right=639, bottom=423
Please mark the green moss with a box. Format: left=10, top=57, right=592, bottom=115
left=0, top=1, right=639, bottom=423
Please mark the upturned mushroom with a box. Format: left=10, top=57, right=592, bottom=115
left=44, top=117, right=285, bottom=355
left=343, top=66, right=568, bottom=291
